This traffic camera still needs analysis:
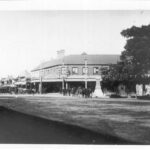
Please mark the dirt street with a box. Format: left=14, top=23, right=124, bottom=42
left=0, top=95, right=149, bottom=144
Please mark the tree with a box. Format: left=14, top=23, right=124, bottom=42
left=101, top=24, right=150, bottom=92
left=121, top=25, right=150, bottom=76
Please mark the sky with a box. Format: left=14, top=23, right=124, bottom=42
left=0, top=10, right=150, bottom=77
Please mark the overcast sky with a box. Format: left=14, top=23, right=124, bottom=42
left=0, top=10, right=150, bottom=77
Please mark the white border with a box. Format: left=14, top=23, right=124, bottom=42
left=0, top=0, right=150, bottom=10
left=0, top=0, right=149, bottom=150
left=0, top=145, right=150, bottom=150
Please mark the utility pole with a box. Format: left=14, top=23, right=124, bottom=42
left=39, top=63, right=43, bottom=94
left=39, top=75, right=42, bottom=94
left=84, top=55, right=88, bottom=89
left=62, top=60, right=65, bottom=91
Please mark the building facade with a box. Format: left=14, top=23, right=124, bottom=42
left=31, top=53, right=120, bottom=93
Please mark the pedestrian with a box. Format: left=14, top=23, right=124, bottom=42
left=68, top=87, right=71, bottom=96
left=82, top=88, right=85, bottom=98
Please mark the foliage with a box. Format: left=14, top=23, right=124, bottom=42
left=101, top=24, right=150, bottom=89
left=121, top=25, right=150, bottom=76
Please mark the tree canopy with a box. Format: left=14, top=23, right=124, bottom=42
left=121, top=25, right=150, bottom=76
left=101, top=24, right=150, bottom=87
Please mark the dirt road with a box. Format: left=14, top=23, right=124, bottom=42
left=0, top=95, right=149, bottom=144
left=0, top=106, right=130, bottom=144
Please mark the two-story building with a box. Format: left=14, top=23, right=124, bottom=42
left=31, top=53, right=120, bottom=93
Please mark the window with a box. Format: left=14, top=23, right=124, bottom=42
left=82, top=67, right=88, bottom=75
left=93, top=67, right=99, bottom=74
left=61, top=67, right=67, bottom=75
left=72, top=67, right=78, bottom=74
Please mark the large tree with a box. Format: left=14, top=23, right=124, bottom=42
left=101, top=24, right=150, bottom=91
left=121, top=25, right=150, bottom=76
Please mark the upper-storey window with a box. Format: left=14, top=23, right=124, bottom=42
left=61, top=67, right=66, bottom=75
left=72, top=67, right=78, bottom=75
left=93, top=67, right=99, bottom=75
left=82, top=67, right=88, bottom=75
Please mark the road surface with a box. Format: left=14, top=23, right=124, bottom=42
left=0, top=106, right=130, bottom=144
left=0, top=94, right=148, bottom=144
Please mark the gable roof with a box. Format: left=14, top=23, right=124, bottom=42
left=19, top=70, right=31, bottom=78
left=32, top=54, right=120, bottom=71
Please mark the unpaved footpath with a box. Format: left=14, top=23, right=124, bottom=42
left=0, top=95, right=149, bottom=144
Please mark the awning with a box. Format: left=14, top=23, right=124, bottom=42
left=31, top=78, right=62, bottom=83
left=9, top=84, right=17, bottom=87
left=31, top=75, right=101, bottom=83
left=15, top=82, right=26, bottom=85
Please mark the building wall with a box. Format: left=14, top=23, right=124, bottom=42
left=31, top=64, right=109, bottom=79
left=31, top=66, right=60, bottom=78
left=66, top=64, right=109, bottom=76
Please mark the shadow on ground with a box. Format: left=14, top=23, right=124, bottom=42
left=0, top=106, right=135, bottom=144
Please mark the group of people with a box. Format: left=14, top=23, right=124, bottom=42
left=62, top=87, right=94, bottom=98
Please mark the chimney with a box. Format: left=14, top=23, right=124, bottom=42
left=57, top=50, right=65, bottom=59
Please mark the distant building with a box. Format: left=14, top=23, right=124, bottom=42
left=31, top=53, right=120, bottom=93
left=15, top=70, right=31, bottom=88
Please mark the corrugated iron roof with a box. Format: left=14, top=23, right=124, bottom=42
left=32, top=54, right=120, bottom=71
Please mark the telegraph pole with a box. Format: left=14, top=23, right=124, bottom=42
left=84, top=55, right=88, bottom=89
left=62, top=60, right=65, bottom=91
left=39, top=63, right=43, bottom=94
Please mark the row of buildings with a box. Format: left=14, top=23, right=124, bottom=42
left=0, top=51, right=120, bottom=95
left=0, top=71, right=31, bottom=93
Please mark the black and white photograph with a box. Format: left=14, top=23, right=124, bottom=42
left=0, top=0, right=150, bottom=149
